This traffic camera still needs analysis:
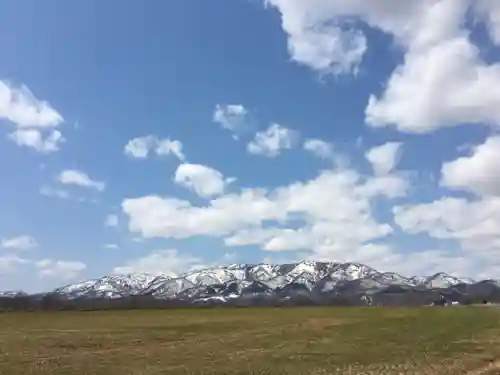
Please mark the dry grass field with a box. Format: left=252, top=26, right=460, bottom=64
left=1, top=307, right=500, bottom=375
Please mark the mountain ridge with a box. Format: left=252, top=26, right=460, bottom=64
left=3, top=261, right=497, bottom=305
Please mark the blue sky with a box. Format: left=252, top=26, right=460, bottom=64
left=2, top=0, right=500, bottom=292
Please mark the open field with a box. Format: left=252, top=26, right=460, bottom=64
left=1, top=307, right=500, bottom=375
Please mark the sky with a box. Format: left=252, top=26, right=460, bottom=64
left=2, top=0, right=500, bottom=292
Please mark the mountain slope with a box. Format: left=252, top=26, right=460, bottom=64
left=2, top=261, right=498, bottom=305
left=39, top=261, right=499, bottom=304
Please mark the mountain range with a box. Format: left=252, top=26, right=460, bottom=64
left=2, top=261, right=499, bottom=306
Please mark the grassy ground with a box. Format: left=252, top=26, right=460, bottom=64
left=0, top=307, right=499, bottom=375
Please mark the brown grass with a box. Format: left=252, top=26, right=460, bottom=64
left=0, top=307, right=499, bottom=374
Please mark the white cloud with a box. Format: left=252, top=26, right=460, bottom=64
left=364, top=0, right=500, bottom=133
left=113, top=249, right=202, bottom=276
left=104, top=214, right=119, bottom=228
left=394, top=197, right=500, bottom=260
left=123, top=165, right=407, bottom=264
left=36, top=259, right=86, bottom=280
left=0, top=80, right=63, bottom=128
left=104, top=244, right=119, bottom=250
left=366, top=34, right=500, bottom=132
left=225, top=227, right=312, bottom=252
left=58, top=170, right=105, bottom=192
left=121, top=141, right=500, bottom=278
left=355, top=246, right=490, bottom=279
left=392, top=197, right=500, bottom=277
left=155, top=138, right=185, bottom=161
left=226, top=173, right=405, bottom=256
left=213, top=104, right=249, bottom=137
left=265, top=0, right=367, bottom=75
left=303, top=139, right=335, bottom=159
left=257, top=241, right=492, bottom=279
left=0, top=255, right=28, bottom=274
left=8, top=129, right=65, bottom=153
left=441, top=136, right=500, bottom=196
left=365, top=175, right=409, bottom=200
left=124, top=135, right=185, bottom=161
left=123, top=189, right=282, bottom=239
left=39, top=186, right=71, bottom=200
left=1, top=235, right=37, bottom=251
left=124, top=135, right=157, bottom=159
left=0, top=81, right=65, bottom=153
left=247, top=123, right=299, bottom=157
left=365, top=142, right=402, bottom=176
left=174, top=163, right=234, bottom=198
left=267, top=1, right=500, bottom=133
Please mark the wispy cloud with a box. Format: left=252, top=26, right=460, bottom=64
left=1, top=235, right=38, bottom=251
left=58, top=170, right=106, bottom=192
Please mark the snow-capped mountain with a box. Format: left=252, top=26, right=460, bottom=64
left=53, top=273, right=161, bottom=299
left=421, top=273, right=475, bottom=289
left=44, top=260, right=495, bottom=301
left=3, top=261, right=498, bottom=305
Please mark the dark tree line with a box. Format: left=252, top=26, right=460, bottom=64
left=1, top=288, right=499, bottom=312
left=0, top=294, right=194, bottom=312
left=0, top=293, right=372, bottom=312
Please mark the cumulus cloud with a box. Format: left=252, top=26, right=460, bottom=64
left=8, top=129, right=65, bottom=153
left=0, top=80, right=65, bottom=152
left=357, top=246, right=492, bottom=279
left=265, top=0, right=368, bottom=75
left=267, top=1, right=500, bottom=133
left=36, top=259, right=86, bottom=280
left=124, top=135, right=157, bottom=159
left=303, top=139, right=335, bottom=159
left=174, top=163, right=235, bottom=198
left=113, top=249, right=203, bottom=276
left=366, top=34, right=500, bottom=132
left=156, top=138, right=185, bottom=161
left=124, top=135, right=185, bottom=161
left=123, top=165, right=408, bottom=263
left=120, top=130, right=499, bottom=278
left=1, top=235, right=37, bottom=251
left=394, top=197, right=500, bottom=260
left=213, top=104, right=249, bottom=138
left=104, top=244, right=119, bottom=250
left=123, top=189, right=282, bottom=239
left=58, top=170, right=105, bottom=192
left=441, top=136, right=500, bottom=196
left=365, top=142, right=402, bottom=176
left=124, top=163, right=487, bottom=275
left=392, top=197, right=500, bottom=278
left=0, top=80, right=63, bottom=128
left=247, top=123, right=299, bottom=157
left=124, top=135, right=186, bottom=161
